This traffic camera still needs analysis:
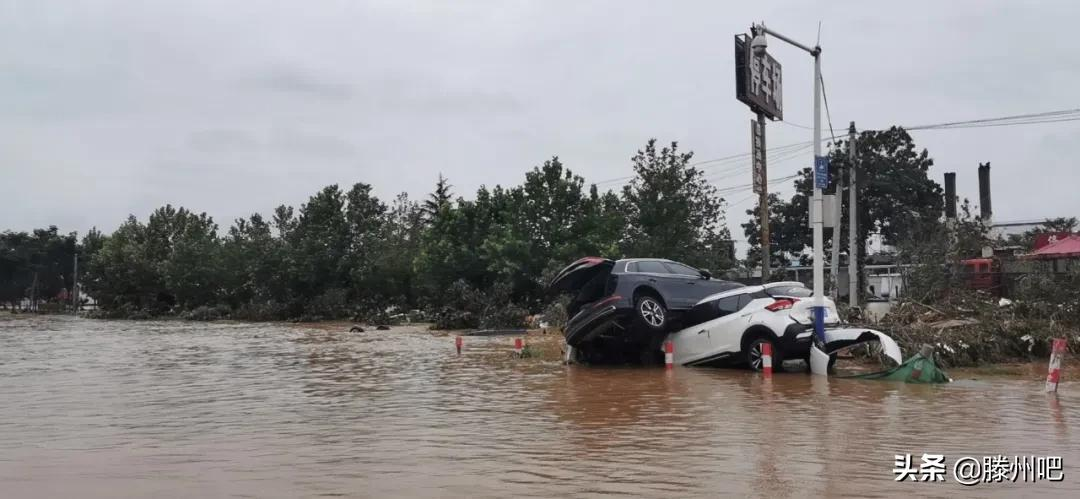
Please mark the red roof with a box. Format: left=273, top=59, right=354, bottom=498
left=1021, top=235, right=1080, bottom=260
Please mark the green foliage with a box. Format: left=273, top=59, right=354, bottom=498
left=743, top=127, right=943, bottom=275
left=896, top=199, right=990, bottom=303
left=0, top=226, right=78, bottom=308
left=621, top=139, right=733, bottom=270
left=430, top=280, right=527, bottom=329
left=741, top=192, right=808, bottom=270
left=1002, top=217, right=1078, bottom=249
left=10, top=138, right=740, bottom=323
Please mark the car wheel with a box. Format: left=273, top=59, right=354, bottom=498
left=746, top=337, right=783, bottom=372
left=634, top=295, right=667, bottom=331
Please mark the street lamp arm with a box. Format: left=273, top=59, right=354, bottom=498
left=755, top=24, right=819, bottom=56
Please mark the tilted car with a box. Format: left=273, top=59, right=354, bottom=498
left=548, top=257, right=743, bottom=363
left=665, top=281, right=902, bottom=370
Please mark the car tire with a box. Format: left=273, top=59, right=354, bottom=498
left=633, top=294, right=667, bottom=332
left=745, top=336, right=783, bottom=372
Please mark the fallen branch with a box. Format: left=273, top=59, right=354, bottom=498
left=908, top=299, right=947, bottom=317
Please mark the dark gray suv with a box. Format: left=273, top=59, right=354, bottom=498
left=548, top=257, right=742, bottom=362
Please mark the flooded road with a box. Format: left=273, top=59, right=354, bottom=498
left=1, top=316, right=1077, bottom=498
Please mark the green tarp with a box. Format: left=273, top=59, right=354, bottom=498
left=841, top=352, right=951, bottom=383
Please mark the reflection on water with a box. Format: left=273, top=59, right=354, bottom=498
left=1, top=315, right=1078, bottom=498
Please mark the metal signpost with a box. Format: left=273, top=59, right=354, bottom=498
left=743, top=23, right=829, bottom=374
left=736, top=31, right=783, bottom=283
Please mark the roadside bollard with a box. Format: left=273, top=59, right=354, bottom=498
left=664, top=341, right=674, bottom=369
left=455, top=335, right=463, bottom=355
left=1046, top=338, right=1067, bottom=392
left=514, top=337, right=523, bottom=357
left=762, top=342, right=773, bottom=378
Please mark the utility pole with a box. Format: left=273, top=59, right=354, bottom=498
left=829, top=148, right=844, bottom=301
left=810, top=45, right=824, bottom=345
left=747, top=22, right=826, bottom=354
left=72, top=253, right=79, bottom=316
left=756, top=112, right=770, bottom=283
left=847, top=122, right=858, bottom=309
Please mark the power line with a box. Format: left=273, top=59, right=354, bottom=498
left=780, top=119, right=813, bottom=130
left=594, top=139, right=821, bottom=189
left=713, top=172, right=801, bottom=197
left=593, top=108, right=1080, bottom=190
left=703, top=142, right=813, bottom=183
left=904, top=108, right=1080, bottom=131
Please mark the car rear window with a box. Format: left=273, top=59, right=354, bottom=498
left=766, top=285, right=813, bottom=298
left=663, top=262, right=700, bottom=276
left=715, top=296, right=742, bottom=314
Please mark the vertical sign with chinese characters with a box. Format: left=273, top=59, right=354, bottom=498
left=735, top=34, right=783, bottom=120
left=752, top=119, right=765, bottom=194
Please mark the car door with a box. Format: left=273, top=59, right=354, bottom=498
left=631, top=260, right=686, bottom=308
left=681, top=294, right=746, bottom=362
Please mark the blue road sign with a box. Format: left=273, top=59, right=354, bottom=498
left=814, top=156, right=829, bottom=190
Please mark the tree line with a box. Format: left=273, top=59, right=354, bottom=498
left=8, top=130, right=1062, bottom=325
left=1, top=139, right=735, bottom=326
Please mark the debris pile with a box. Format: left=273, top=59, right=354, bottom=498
left=880, top=290, right=1077, bottom=367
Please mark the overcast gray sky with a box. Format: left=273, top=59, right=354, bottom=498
left=3, top=0, right=1079, bottom=255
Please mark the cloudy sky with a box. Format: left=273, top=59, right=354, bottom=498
left=3, top=0, right=1078, bottom=255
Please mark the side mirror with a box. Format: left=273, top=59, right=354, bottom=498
left=699, top=269, right=712, bottom=280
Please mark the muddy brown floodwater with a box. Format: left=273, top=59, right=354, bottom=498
left=1, top=316, right=1078, bottom=498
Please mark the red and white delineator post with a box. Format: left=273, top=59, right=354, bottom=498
left=455, top=335, right=463, bottom=355
left=1046, top=338, right=1067, bottom=393
left=664, top=341, right=674, bottom=369
left=761, top=342, right=774, bottom=378
left=514, top=337, right=524, bottom=357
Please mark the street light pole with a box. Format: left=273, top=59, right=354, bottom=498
left=811, top=48, right=825, bottom=346
left=752, top=24, right=826, bottom=350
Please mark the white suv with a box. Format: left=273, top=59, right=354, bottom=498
left=664, top=281, right=900, bottom=370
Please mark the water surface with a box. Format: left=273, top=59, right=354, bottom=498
left=1, top=316, right=1076, bottom=497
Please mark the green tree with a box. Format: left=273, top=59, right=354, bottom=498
left=84, top=215, right=159, bottom=311
left=0, top=228, right=77, bottom=308
left=621, top=139, right=732, bottom=270
left=289, top=186, right=349, bottom=309
left=743, top=127, right=943, bottom=273
left=344, top=182, right=387, bottom=302
left=741, top=193, right=809, bottom=271
left=222, top=213, right=286, bottom=308
left=1004, top=217, right=1079, bottom=249
left=160, top=209, right=220, bottom=309
left=422, top=174, right=454, bottom=223
left=374, top=193, right=425, bottom=307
